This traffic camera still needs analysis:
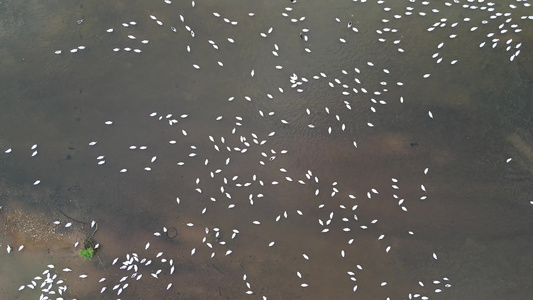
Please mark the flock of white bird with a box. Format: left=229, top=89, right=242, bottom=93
left=2, top=0, right=531, bottom=299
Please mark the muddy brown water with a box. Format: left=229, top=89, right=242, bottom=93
left=1, top=0, right=533, bottom=299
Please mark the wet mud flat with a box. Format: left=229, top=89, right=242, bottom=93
left=1, top=0, right=533, bottom=299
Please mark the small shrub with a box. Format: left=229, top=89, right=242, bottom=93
left=79, top=247, right=94, bottom=260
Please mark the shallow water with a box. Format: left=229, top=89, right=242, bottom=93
left=1, top=0, right=533, bottom=299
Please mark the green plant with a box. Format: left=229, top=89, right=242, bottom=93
left=79, top=247, right=94, bottom=260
